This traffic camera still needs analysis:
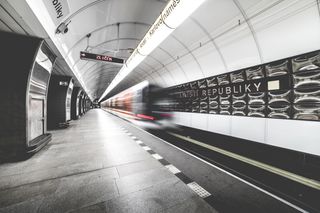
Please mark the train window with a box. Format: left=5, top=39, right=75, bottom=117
left=142, top=87, right=148, bottom=103
left=149, top=86, right=173, bottom=112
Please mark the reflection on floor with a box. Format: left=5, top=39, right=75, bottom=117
left=0, top=109, right=216, bottom=213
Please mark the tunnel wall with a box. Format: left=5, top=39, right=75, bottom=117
left=167, top=49, right=320, bottom=157
left=143, top=0, right=320, bottom=156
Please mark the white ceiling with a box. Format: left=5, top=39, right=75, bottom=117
left=107, top=0, right=320, bottom=98
left=1, top=0, right=320, bottom=101
left=60, top=0, right=169, bottom=99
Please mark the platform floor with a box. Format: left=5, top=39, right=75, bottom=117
left=0, top=109, right=216, bottom=213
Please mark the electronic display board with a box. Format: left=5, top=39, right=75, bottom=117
left=80, top=51, right=124, bottom=64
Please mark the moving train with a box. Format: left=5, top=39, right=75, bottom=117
left=100, top=81, right=174, bottom=128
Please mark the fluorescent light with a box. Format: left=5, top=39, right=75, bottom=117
left=163, top=0, right=206, bottom=29
left=99, top=0, right=206, bottom=102
left=138, top=17, right=173, bottom=56
left=126, top=50, right=145, bottom=70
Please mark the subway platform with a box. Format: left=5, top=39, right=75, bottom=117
left=0, top=109, right=216, bottom=213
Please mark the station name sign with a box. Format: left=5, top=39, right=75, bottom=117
left=138, top=0, right=181, bottom=51
left=80, top=51, right=124, bottom=64
left=176, top=80, right=265, bottom=99
left=42, top=0, right=70, bottom=25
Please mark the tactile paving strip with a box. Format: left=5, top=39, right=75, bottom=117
left=122, top=126, right=215, bottom=208
left=187, top=182, right=211, bottom=198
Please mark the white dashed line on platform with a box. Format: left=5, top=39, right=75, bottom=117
left=135, top=140, right=143, bottom=144
left=152, top=154, right=163, bottom=160
left=142, top=146, right=152, bottom=151
left=165, top=164, right=181, bottom=174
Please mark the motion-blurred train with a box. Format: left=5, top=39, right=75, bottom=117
left=100, top=81, right=174, bottom=129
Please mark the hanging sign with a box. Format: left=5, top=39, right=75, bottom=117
left=80, top=51, right=124, bottom=64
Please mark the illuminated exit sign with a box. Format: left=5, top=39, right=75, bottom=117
left=80, top=51, right=124, bottom=64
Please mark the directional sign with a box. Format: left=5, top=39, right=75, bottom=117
left=80, top=51, right=124, bottom=64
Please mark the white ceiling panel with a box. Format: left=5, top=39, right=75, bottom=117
left=67, top=0, right=95, bottom=13
left=92, top=40, right=119, bottom=55
left=89, top=26, right=118, bottom=48
left=145, top=55, right=164, bottom=70
left=70, top=37, right=88, bottom=55
left=149, top=48, right=172, bottom=67
left=237, top=0, right=266, bottom=11
left=215, top=23, right=261, bottom=71
left=165, top=62, right=188, bottom=84
left=251, top=0, right=320, bottom=62
left=178, top=54, right=204, bottom=81
left=120, top=23, right=148, bottom=39
left=171, top=18, right=206, bottom=52
left=154, top=68, right=168, bottom=87
left=192, top=44, right=227, bottom=78
left=192, top=0, right=240, bottom=39
left=242, top=0, right=284, bottom=18
left=152, top=73, right=166, bottom=87
left=158, top=35, right=189, bottom=60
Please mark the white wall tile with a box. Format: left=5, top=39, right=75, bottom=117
left=174, top=112, right=192, bottom=127
left=191, top=113, right=208, bottom=131
left=231, top=116, right=266, bottom=143
left=253, top=1, right=320, bottom=62
left=266, top=119, right=320, bottom=156
left=207, top=114, right=231, bottom=135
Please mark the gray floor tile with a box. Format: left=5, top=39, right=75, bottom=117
left=116, top=167, right=177, bottom=195
left=116, top=158, right=163, bottom=177
left=164, top=196, right=218, bottom=213
left=102, top=151, right=151, bottom=168
left=0, top=160, right=107, bottom=190
left=75, top=177, right=215, bottom=213
left=0, top=110, right=215, bottom=213
left=0, top=196, right=44, bottom=213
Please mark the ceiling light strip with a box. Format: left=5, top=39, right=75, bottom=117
left=99, top=0, right=206, bottom=101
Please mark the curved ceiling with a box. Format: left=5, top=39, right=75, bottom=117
left=12, top=0, right=168, bottom=100
left=3, top=0, right=319, bottom=101
left=57, top=0, right=169, bottom=100
left=106, top=0, right=320, bottom=98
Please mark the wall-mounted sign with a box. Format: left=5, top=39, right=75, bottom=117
left=42, top=0, right=70, bottom=25
left=167, top=50, right=320, bottom=122
left=80, top=51, right=124, bottom=64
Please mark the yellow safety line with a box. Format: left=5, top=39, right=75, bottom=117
left=169, top=132, right=320, bottom=190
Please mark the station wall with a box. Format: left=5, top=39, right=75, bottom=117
left=143, top=0, right=320, bottom=156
